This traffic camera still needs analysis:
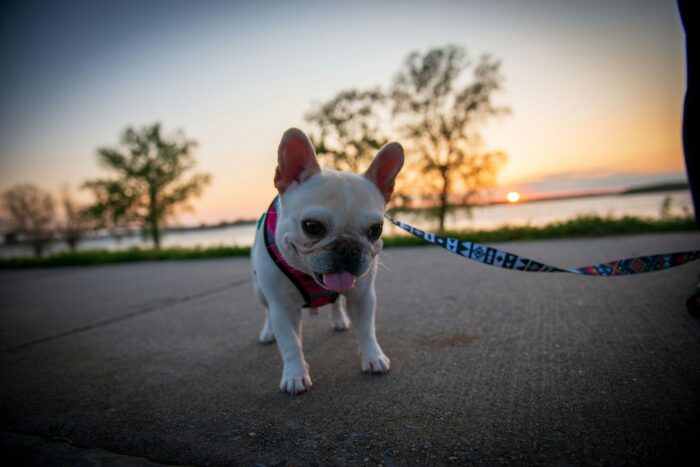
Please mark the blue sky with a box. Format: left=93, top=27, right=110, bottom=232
left=0, top=0, right=687, bottom=222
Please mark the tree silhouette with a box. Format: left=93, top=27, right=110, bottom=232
left=1, top=183, right=55, bottom=256
left=391, top=45, right=508, bottom=231
left=83, top=123, right=211, bottom=249
left=60, top=186, right=91, bottom=253
left=305, top=88, right=389, bottom=173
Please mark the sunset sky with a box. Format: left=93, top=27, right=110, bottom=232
left=0, top=0, right=687, bottom=224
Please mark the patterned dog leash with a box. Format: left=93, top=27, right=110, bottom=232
left=386, top=217, right=700, bottom=276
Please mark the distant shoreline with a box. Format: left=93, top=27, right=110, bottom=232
left=84, top=181, right=695, bottom=235
left=1, top=214, right=695, bottom=269
left=164, top=218, right=257, bottom=234
left=0, top=185, right=691, bottom=248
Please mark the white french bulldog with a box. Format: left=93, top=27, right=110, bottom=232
left=251, top=128, right=404, bottom=395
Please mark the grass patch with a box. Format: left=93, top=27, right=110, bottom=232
left=383, top=215, right=697, bottom=248
left=0, top=245, right=251, bottom=269
left=1, top=215, right=696, bottom=269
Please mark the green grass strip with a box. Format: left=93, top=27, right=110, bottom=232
left=0, top=215, right=696, bottom=268
left=382, top=215, right=698, bottom=248
left=0, top=245, right=251, bottom=268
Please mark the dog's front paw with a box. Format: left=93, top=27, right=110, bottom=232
left=362, top=352, right=391, bottom=374
left=279, top=372, right=313, bottom=395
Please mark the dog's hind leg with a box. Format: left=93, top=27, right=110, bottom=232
left=254, top=277, right=276, bottom=344
left=259, top=312, right=276, bottom=344
left=329, top=296, right=351, bottom=331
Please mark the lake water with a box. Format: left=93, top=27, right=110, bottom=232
left=1, top=191, right=694, bottom=257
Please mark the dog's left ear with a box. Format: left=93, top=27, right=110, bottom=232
left=364, top=142, right=404, bottom=202
left=274, top=128, right=321, bottom=194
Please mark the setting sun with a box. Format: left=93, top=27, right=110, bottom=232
left=506, top=191, right=521, bottom=203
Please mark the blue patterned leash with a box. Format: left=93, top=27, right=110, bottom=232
left=386, top=217, right=700, bottom=276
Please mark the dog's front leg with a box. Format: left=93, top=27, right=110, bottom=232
left=346, top=283, right=390, bottom=374
left=267, top=303, right=312, bottom=395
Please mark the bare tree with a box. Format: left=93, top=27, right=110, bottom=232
left=1, top=184, right=55, bottom=256
left=83, top=123, right=211, bottom=249
left=60, top=186, right=91, bottom=253
left=391, top=45, right=509, bottom=231
left=305, top=88, right=389, bottom=173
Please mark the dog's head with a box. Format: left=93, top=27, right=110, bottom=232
left=273, top=128, right=404, bottom=293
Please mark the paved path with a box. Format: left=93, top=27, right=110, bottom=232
left=1, top=233, right=700, bottom=466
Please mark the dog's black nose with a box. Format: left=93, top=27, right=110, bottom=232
left=332, top=238, right=359, bottom=259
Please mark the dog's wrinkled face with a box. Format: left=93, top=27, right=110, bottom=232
left=277, top=171, right=386, bottom=292
left=273, top=129, right=403, bottom=293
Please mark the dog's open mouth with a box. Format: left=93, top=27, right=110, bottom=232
left=312, top=271, right=356, bottom=294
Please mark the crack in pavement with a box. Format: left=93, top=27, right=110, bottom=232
left=1, top=279, right=250, bottom=355
left=0, top=266, right=122, bottom=287
left=0, top=431, right=189, bottom=466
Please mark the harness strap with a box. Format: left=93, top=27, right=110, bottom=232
left=262, top=197, right=339, bottom=307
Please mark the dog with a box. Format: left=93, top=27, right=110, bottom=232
left=251, top=128, right=404, bottom=395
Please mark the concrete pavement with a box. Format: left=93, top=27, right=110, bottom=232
left=1, top=232, right=700, bottom=465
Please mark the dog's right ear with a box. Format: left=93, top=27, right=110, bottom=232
left=364, top=142, right=404, bottom=202
left=274, top=128, right=321, bottom=194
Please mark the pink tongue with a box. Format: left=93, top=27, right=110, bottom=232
left=322, top=272, right=356, bottom=293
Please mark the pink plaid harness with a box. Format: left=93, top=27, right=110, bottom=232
left=260, top=197, right=339, bottom=308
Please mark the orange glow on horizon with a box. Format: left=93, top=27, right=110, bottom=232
left=506, top=191, right=521, bottom=203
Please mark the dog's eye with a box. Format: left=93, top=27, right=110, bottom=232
left=301, top=219, right=326, bottom=237
left=367, top=223, right=383, bottom=241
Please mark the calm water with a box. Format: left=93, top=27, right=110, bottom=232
left=1, top=191, right=694, bottom=257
